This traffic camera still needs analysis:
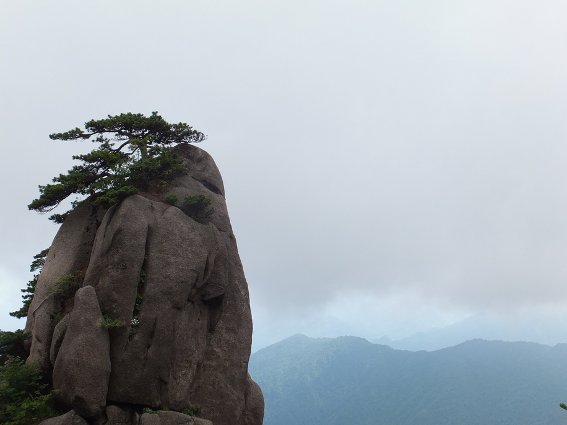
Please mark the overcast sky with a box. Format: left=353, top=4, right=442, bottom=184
left=2, top=0, right=567, bottom=350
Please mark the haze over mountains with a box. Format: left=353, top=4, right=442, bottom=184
left=250, top=334, right=567, bottom=425
left=372, top=312, right=567, bottom=351
left=252, top=310, right=567, bottom=352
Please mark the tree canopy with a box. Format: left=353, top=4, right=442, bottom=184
left=28, top=112, right=205, bottom=222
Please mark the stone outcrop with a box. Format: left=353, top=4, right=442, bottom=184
left=28, top=145, right=264, bottom=425
left=43, top=409, right=213, bottom=425
left=40, top=411, right=89, bottom=425
left=25, top=203, right=105, bottom=372
left=52, top=286, right=110, bottom=419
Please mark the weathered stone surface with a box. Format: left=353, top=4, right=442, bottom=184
left=158, top=410, right=193, bottom=425
left=39, top=410, right=89, bottom=425
left=105, top=405, right=137, bottom=425
left=26, top=145, right=263, bottom=425
left=82, top=195, right=158, bottom=368
left=95, top=196, right=221, bottom=409
left=50, top=313, right=69, bottom=366
left=26, top=204, right=105, bottom=371
left=139, top=411, right=213, bottom=425
left=53, top=286, right=111, bottom=419
left=242, top=375, right=265, bottom=425
left=140, top=413, right=160, bottom=425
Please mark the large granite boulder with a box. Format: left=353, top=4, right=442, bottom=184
left=52, top=286, right=110, bottom=419
left=39, top=410, right=89, bottom=425
left=25, top=203, right=105, bottom=372
left=26, top=145, right=264, bottom=425
left=140, top=411, right=213, bottom=425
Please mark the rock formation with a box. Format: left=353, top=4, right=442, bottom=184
left=25, top=145, right=264, bottom=425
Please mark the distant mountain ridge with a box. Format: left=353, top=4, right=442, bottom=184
left=250, top=334, right=567, bottom=425
left=373, top=313, right=567, bottom=351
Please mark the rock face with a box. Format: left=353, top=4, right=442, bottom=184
left=53, top=286, right=111, bottom=419
left=27, top=145, right=264, bottom=425
left=39, top=410, right=89, bottom=425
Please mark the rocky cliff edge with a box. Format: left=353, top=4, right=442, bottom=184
left=25, top=145, right=264, bottom=425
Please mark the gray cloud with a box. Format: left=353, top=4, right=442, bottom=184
left=2, top=1, right=567, bottom=342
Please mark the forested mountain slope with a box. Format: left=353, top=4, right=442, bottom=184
left=250, top=334, right=567, bottom=425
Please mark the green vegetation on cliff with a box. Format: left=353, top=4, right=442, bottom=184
left=9, top=249, right=49, bottom=319
left=0, top=330, right=59, bottom=425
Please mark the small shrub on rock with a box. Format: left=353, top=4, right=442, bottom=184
left=100, top=316, right=126, bottom=329
left=52, top=271, right=83, bottom=299
left=181, top=195, right=213, bottom=223
left=164, top=193, right=178, bottom=205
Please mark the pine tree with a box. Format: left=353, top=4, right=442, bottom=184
left=28, top=112, right=205, bottom=222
